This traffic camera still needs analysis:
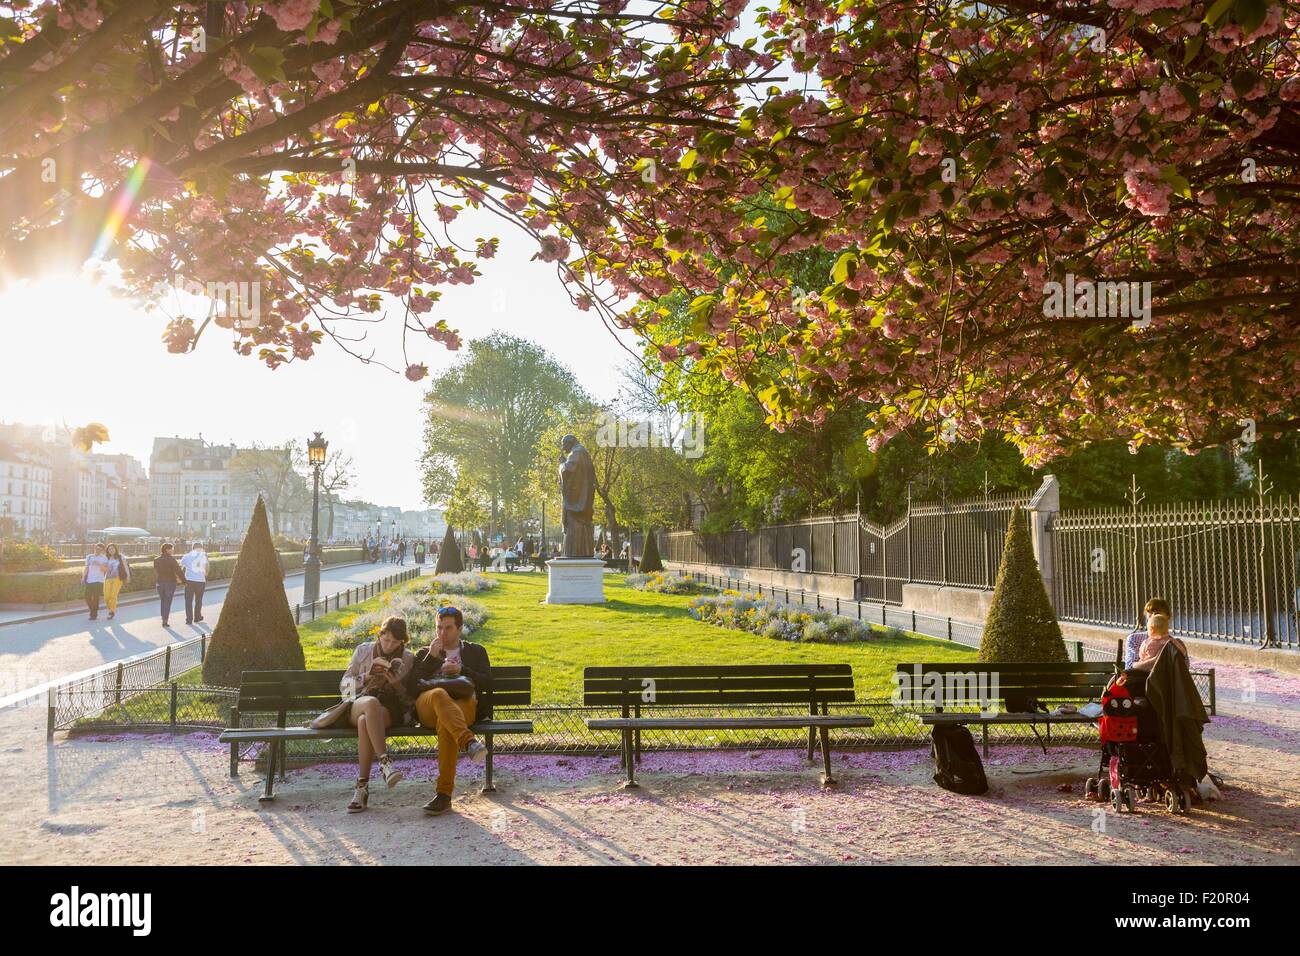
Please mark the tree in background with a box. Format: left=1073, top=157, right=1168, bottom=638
left=978, top=507, right=1067, bottom=667
left=319, top=450, right=356, bottom=539
left=202, top=496, right=304, bottom=688
left=421, top=333, right=586, bottom=539
left=229, top=441, right=308, bottom=535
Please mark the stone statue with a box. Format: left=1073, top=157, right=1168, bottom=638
left=558, top=434, right=596, bottom=558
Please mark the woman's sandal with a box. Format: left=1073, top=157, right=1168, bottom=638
left=379, top=755, right=403, bottom=788
left=347, top=779, right=369, bottom=812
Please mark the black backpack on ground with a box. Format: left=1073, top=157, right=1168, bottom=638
left=930, top=724, right=989, bottom=795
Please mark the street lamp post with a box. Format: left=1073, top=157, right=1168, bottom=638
left=304, top=432, right=328, bottom=604
left=177, top=514, right=183, bottom=544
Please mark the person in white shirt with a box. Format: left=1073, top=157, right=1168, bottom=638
left=180, top=541, right=210, bottom=625
left=82, top=543, right=110, bottom=621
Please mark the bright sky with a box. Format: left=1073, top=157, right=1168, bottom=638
left=0, top=207, right=640, bottom=511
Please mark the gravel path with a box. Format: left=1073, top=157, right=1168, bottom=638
left=2, top=658, right=1296, bottom=865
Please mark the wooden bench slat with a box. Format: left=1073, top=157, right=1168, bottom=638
left=895, top=662, right=1114, bottom=674
left=584, top=690, right=858, bottom=706
left=219, top=721, right=534, bottom=743
left=584, top=675, right=855, bottom=692
left=918, top=713, right=1096, bottom=725
left=588, top=716, right=875, bottom=731
left=586, top=664, right=851, bottom=678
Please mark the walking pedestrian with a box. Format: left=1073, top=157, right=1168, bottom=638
left=82, top=543, right=109, bottom=621
left=180, top=541, right=210, bottom=625
left=102, top=544, right=131, bottom=619
left=153, top=542, right=185, bottom=627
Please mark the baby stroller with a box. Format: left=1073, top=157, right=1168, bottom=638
left=1084, top=670, right=1196, bottom=815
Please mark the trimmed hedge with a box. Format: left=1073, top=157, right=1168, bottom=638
left=0, top=547, right=364, bottom=606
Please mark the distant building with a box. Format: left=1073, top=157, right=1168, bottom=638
left=0, top=422, right=112, bottom=536
left=92, top=453, right=150, bottom=528
left=0, top=439, right=52, bottom=537
left=148, top=436, right=309, bottom=541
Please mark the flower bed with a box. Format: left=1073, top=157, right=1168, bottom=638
left=624, top=571, right=716, bottom=595
left=409, top=571, right=499, bottom=596
left=322, top=589, right=488, bottom=650
left=689, top=591, right=889, bottom=644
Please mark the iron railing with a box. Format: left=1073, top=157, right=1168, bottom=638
left=1051, top=493, right=1300, bottom=648
left=292, top=568, right=420, bottom=623
left=651, top=488, right=1031, bottom=605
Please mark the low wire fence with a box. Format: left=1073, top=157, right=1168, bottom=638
left=40, top=568, right=423, bottom=736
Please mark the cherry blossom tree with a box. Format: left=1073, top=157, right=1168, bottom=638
left=3, top=1, right=1299, bottom=462
left=0, top=0, right=767, bottom=374
left=617, top=1, right=1300, bottom=462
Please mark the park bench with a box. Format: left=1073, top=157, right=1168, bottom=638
left=894, top=661, right=1217, bottom=756
left=219, top=666, right=533, bottom=800
left=584, top=664, right=874, bottom=788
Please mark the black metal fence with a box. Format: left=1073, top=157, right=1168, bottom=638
left=41, top=568, right=422, bottom=736
left=655, top=489, right=1031, bottom=605
left=1051, top=494, right=1300, bottom=648
left=292, top=568, right=419, bottom=623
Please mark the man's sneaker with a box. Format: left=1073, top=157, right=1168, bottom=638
left=466, top=739, right=488, bottom=764
left=423, top=793, right=452, bottom=815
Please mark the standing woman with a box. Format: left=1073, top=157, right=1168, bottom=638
left=102, top=544, right=131, bottom=620
left=153, top=542, right=185, bottom=627
left=339, top=617, right=415, bottom=812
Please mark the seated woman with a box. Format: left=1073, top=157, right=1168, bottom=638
left=1131, top=613, right=1188, bottom=672
left=340, top=616, right=415, bottom=812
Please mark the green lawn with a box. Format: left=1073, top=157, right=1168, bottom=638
left=295, top=571, right=979, bottom=703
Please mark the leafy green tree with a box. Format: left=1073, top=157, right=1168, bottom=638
left=202, top=496, right=304, bottom=688
left=421, top=333, right=587, bottom=539
left=978, top=507, right=1067, bottom=666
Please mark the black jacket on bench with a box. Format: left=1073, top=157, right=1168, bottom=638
left=405, top=640, right=495, bottom=720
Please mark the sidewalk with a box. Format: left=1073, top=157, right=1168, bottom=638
left=0, top=560, right=399, bottom=628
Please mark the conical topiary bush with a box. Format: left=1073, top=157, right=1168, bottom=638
left=202, top=496, right=305, bottom=688
left=434, top=526, right=463, bottom=573
left=978, top=505, right=1067, bottom=665
left=638, top=528, right=664, bottom=573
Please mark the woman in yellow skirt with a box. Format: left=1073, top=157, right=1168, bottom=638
left=103, top=544, right=132, bottom=620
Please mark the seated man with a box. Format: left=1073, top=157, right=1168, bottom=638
left=406, top=606, right=491, bottom=815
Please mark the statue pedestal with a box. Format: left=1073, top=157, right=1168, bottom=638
left=543, top=558, right=607, bottom=604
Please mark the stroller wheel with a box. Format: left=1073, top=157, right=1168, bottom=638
left=1111, top=789, right=1123, bottom=813
left=1125, top=788, right=1137, bottom=813
left=1165, top=789, right=1184, bottom=815
left=1099, top=777, right=1112, bottom=801
left=1085, top=777, right=1099, bottom=800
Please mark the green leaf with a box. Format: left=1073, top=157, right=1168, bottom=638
left=1203, top=0, right=1234, bottom=25
left=831, top=252, right=857, bottom=284
left=1235, top=0, right=1268, bottom=34
left=1182, top=34, right=1204, bottom=65
left=245, top=47, right=286, bottom=84
left=679, top=149, right=698, bottom=170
